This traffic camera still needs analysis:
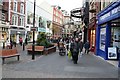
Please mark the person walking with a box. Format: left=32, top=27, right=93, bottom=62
left=70, top=38, right=80, bottom=64
left=70, top=38, right=74, bottom=55
left=25, top=37, right=28, bottom=45
left=6, top=38, right=10, bottom=49
left=10, top=38, right=13, bottom=49
left=19, top=37, right=23, bottom=46
left=84, top=40, right=90, bottom=54
left=79, top=40, right=84, bottom=54
left=66, top=39, right=69, bottom=51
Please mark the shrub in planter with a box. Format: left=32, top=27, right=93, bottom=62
left=36, top=32, right=54, bottom=48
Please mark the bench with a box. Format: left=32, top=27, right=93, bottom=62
left=0, top=49, right=20, bottom=64
left=27, top=46, right=44, bottom=54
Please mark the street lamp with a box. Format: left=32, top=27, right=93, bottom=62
left=32, top=0, right=36, bottom=60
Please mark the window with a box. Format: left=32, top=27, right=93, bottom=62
left=15, top=16, right=17, bottom=25
left=12, top=15, right=18, bottom=25
left=20, top=3, right=24, bottom=14
left=20, top=17, right=24, bottom=26
left=0, top=0, right=2, bottom=4
left=13, top=1, right=17, bottom=12
left=39, top=17, right=42, bottom=27
left=26, top=26, right=29, bottom=28
left=12, top=15, right=14, bottom=25
left=2, top=13, right=5, bottom=21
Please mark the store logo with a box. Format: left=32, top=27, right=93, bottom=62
left=111, top=5, right=120, bottom=15
left=100, top=12, right=110, bottom=21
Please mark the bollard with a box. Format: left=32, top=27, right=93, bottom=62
left=23, top=43, right=25, bottom=51
left=3, top=42, right=5, bottom=49
left=32, top=44, right=35, bottom=60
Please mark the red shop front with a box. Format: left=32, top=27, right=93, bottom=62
left=88, top=17, right=96, bottom=53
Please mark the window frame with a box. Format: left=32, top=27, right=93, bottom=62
left=13, top=0, right=17, bottom=12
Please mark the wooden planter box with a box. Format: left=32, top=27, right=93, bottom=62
left=27, top=46, right=56, bottom=55
left=44, top=46, right=56, bottom=55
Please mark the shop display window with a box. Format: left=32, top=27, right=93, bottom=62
left=110, top=27, right=120, bottom=48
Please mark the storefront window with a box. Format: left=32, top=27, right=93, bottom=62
left=100, top=26, right=106, bottom=51
left=91, top=30, right=95, bottom=47
left=110, top=27, right=120, bottom=48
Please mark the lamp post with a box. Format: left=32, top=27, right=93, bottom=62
left=32, top=0, right=36, bottom=60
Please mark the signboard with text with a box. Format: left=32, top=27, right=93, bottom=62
left=38, top=28, right=46, bottom=32
left=98, top=2, right=120, bottom=25
left=31, top=27, right=38, bottom=31
left=108, top=47, right=117, bottom=59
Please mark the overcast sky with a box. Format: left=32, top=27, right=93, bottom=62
left=31, top=0, right=83, bottom=12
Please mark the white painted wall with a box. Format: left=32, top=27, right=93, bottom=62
left=26, top=0, right=53, bottom=32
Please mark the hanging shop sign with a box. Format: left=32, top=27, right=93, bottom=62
left=38, top=28, right=46, bottom=32
left=31, top=27, right=38, bottom=31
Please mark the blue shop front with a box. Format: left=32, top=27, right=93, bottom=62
left=96, top=0, right=120, bottom=67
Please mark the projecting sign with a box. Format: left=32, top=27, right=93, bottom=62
left=31, top=27, right=38, bottom=31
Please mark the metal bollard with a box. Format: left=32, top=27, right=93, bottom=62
left=3, top=42, right=5, bottom=49
left=23, top=43, right=25, bottom=51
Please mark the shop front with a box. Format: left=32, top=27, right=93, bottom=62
left=96, top=0, right=120, bottom=65
left=88, top=17, right=96, bottom=52
left=52, top=22, right=62, bottom=39
left=10, top=28, right=26, bottom=44
left=0, top=22, right=9, bottom=48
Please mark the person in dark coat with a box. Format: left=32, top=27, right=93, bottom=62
left=84, top=40, right=90, bottom=54
left=10, top=38, right=13, bottom=49
left=70, top=38, right=80, bottom=64
left=19, top=37, right=23, bottom=46
left=70, top=38, right=74, bottom=59
left=79, top=40, right=84, bottom=54
left=66, top=39, right=69, bottom=51
left=25, top=38, right=28, bottom=45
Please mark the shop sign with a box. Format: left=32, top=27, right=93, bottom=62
left=31, top=27, right=38, bottom=31
left=99, top=5, right=120, bottom=21
left=108, top=47, right=117, bottom=59
left=38, top=28, right=46, bottom=32
left=111, top=6, right=120, bottom=15
left=100, top=12, right=110, bottom=21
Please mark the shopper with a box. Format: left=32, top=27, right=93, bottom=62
left=84, top=40, right=90, bottom=54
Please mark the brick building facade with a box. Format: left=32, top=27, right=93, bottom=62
left=9, top=0, right=26, bottom=44
left=52, top=6, right=64, bottom=38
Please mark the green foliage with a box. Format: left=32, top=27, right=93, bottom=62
left=36, top=32, right=54, bottom=48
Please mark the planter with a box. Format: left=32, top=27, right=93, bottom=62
left=44, top=46, right=56, bottom=55
left=27, top=45, right=56, bottom=55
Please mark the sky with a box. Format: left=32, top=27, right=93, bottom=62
left=32, top=0, right=83, bottom=12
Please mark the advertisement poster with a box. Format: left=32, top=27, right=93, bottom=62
left=108, top=47, right=117, bottom=59
left=100, top=28, right=106, bottom=51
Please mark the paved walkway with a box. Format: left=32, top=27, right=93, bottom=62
left=2, top=46, right=119, bottom=78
